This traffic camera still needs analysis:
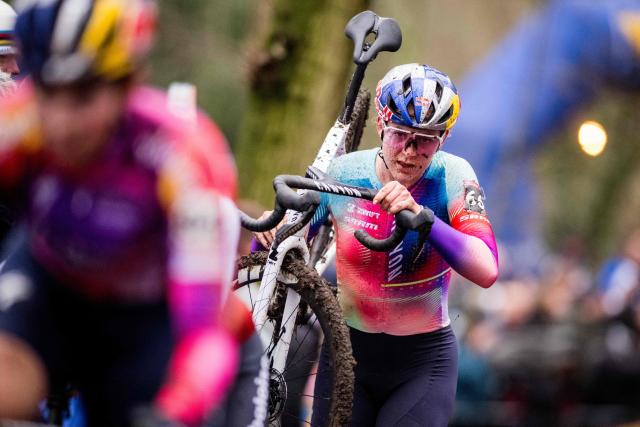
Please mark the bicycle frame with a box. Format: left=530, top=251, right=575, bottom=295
left=251, top=118, right=352, bottom=375
left=237, top=11, right=402, bottom=422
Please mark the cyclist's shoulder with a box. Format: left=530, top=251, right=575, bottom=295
left=129, top=87, right=237, bottom=200
left=128, top=85, right=227, bottom=146
left=0, top=81, right=41, bottom=150
left=328, top=148, right=378, bottom=179
left=430, top=150, right=477, bottom=180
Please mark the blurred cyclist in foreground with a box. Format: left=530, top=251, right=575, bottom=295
left=0, top=0, right=243, bottom=425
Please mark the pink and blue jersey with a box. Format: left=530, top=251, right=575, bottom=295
left=312, top=148, right=498, bottom=335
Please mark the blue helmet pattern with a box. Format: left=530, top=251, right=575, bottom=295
left=375, top=63, right=461, bottom=131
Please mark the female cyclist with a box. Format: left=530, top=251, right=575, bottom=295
left=256, top=63, right=499, bottom=426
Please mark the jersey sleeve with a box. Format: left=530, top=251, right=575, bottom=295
left=158, top=123, right=239, bottom=337
left=446, top=157, right=498, bottom=258
left=427, top=156, right=499, bottom=287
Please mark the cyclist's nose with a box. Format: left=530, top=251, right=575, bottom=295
left=403, top=139, right=419, bottom=155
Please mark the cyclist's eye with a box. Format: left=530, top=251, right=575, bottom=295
left=415, top=135, right=439, bottom=145
left=388, top=128, right=410, bottom=140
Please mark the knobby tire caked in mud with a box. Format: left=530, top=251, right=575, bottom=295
left=237, top=251, right=356, bottom=426
left=344, top=89, right=370, bottom=154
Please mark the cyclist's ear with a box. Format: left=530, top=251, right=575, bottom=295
left=438, top=130, right=450, bottom=151
left=376, top=116, right=384, bottom=139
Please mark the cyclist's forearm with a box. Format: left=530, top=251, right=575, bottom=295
left=250, top=237, right=266, bottom=252
left=156, top=326, right=239, bottom=426
left=427, top=216, right=498, bottom=288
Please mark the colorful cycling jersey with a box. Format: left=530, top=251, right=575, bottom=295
left=0, top=81, right=239, bottom=336
left=311, top=148, right=497, bottom=335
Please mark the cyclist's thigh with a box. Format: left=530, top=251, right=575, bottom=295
left=349, top=380, right=378, bottom=427
left=206, top=331, right=269, bottom=427
left=73, top=300, right=173, bottom=427
left=375, top=337, right=458, bottom=427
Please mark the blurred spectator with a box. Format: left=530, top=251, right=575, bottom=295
left=450, top=230, right=640, bottom=426
left=597, top=229, right=640, bottom=318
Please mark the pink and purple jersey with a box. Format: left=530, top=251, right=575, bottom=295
left=0, top=82, right=239, bottom=337
left=312, top=148, right=498, bottom=335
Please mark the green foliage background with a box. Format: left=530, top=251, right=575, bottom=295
left=149, top=0, right=640, bottom=263
left=151, top=0, right=256, bottom=145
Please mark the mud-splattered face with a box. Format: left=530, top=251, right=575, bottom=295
left=379, top=122, right=446, bottom=187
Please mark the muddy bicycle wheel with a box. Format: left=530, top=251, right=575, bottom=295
left=235, top=251, right=355, bottom=427
left=344, top=89, right=370, bottom=154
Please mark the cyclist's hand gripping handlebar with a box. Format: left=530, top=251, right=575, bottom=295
left=353, top=208, right=434, bottom=251
left=306, top=166, right=434, bottom=251
left=242, top=167, right=435, bottom=251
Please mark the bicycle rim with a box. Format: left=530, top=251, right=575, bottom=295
left=236, top=251, right=355, bottom=427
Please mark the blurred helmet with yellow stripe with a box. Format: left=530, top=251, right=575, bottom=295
left=14, top=0, right=156, bottom=86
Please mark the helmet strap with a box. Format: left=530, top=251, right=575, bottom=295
left=377, top=149, right=390, bottom=170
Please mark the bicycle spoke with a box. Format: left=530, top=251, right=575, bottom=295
left=263, top=294, right=301, bottom=360
left=284, top=368, right=335, bottom=383
left=282, top=317, right=318, bottom=371
left=282, top=344, right=321, bottom=376
left=248, top=281, right=255, bottom=311
left=299, top=394, right=331, bottom=400
left=282, top=410, right=313, bottom=426
left=272, top=296, right=301, bottom=345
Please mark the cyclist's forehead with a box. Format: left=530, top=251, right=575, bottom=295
left=388, top=122, right=440, bottom=136
left=36, top=79, right=125, bottom=101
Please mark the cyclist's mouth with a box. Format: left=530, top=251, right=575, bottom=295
left=396, top=160, right=415, bottom=170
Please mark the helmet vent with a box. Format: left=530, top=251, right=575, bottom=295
left=386, top=93, right=401, bottom=118
left=438, top=105, right=453, bottom=124
left=422, top=102, right=435, bottom=124
left=435, top=81, right=443, bottom=103
left=407, top=98, right=416, bottom=121
left=402, top=74, right=412, bottom=96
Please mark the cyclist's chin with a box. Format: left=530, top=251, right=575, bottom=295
left=48, top=136, right=108, bottom=169
left=391, top=161, right=427, bottom=186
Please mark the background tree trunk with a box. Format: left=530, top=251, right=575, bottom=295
left=234, top=0, right=371, bottom=204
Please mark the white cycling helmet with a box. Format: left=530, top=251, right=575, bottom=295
left=0, top=1, right=17, bottom=56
